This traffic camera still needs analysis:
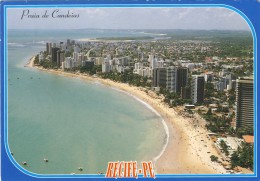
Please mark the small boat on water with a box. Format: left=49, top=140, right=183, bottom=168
left=78, top=167, right=83, bottom=171
left=70, top=173, right=75, bottom=175
left=11, top=152, right=14, bottom=156
left=43, top=158, right=49, bottom=162
left=22, top=161, right=27, bottom=165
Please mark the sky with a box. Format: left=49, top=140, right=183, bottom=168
left=7, top=7, right=250, bottom=30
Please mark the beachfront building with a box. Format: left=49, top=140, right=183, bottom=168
left=181, top=86, right=191, bottom=99
left=57, top=50, right=65, bottom=68
left=46, top=42, right=52, bottom=54
left=102, top=59, right=111, bottom=73
left=166, top=66, right=177, bottom=92
left=191, top=75, right=205, bottom=104
left=133, top=62, right=143, bottom=75
left=134, top=63, right=152, bottom=78
left=82, top=60, right=94, bottom=69
left=114, top=56, right=130, bottom=66
left=39, top=51, right=44, bottom=63
left=235, top=77, right=254, bottom=133
left=176, top=67, right=188, bottom=94
left=152, top=68, right=166, bottom=88
left=51, top=47, right=60, bottom=65
left=62, top=57, right=74, bottom=69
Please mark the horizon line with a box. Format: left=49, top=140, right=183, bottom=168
left=8, top=28, right=251, bottom=32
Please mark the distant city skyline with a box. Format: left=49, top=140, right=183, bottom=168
left=7, top=7, right=250, bottom=31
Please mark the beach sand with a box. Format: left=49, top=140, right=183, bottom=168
left=26, top=56, right=227, bottom=174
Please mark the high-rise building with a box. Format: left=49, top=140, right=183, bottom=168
left=82, top=61, right=94, bottom=69
left=102, top=59, right=111, bottom=73
left=181, top=86, right=191, bottom=99
left=64, top=57, right=74, bottom=69
left=46, top=43, right=52, bottom=54
left=176, top=67, right=188, bottom=94
left=51, top=47, right=60, bottom=64
left=39, top=51, right=44, bottom=63
left=152, top=68, right=166, bottom=88
left=191, top=75, right=205, bottom=104
left=235, top=77, right=254, bottom=133
left=148, top=54, right=157, bottom=69
left=57, top=50, right=65, bottom=68
left=166, top=66, right=177, bottom=92
left=67, top=39, right=71, bottom=46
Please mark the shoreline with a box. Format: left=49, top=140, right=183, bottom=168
left=26, top=56, right=227, bottom=174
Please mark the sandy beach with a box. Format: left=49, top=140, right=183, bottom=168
left=26, top=56, right=227, bottom=174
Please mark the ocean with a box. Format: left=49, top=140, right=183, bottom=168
left=7, top=29, right=167, bottom=174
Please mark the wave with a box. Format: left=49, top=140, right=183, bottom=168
left=8, top=42, right=25, bottom=47
left=139, top=32, right=167, bottom=36
left=32, top=41, right=46, bottom=44
left=109, top=86, right=169, bottom=165
left=24, top=41, right=46, bottom=45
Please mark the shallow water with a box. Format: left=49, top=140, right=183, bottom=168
left=7, top=29, right=167, bottom=174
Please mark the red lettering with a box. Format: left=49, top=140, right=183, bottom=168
left=142, top=162, right=148, bottom=177
left=132, top=161, right=137, bottom=178
left=105, top=162, right=114, bottom=177
left=148, top=162, right=155, bottom=178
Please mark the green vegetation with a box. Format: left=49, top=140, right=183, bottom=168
left=79, top=65, right=102, bottom=75
left=231, top=142, right=253, bottom=170
left=101, top=70, right=150, bottom=87
left=64, top=65, right=101, bottom=75
left=39, top=59, right=55, bottom=69
left=220, top=140, right=229, bottom=156
left=204, top=82, right=214, bottom=100
left=205, top=116, right=232, bottom=134
left=210, top=155, right=219, bottom=162
left=34, top=54, right=39, bottom=64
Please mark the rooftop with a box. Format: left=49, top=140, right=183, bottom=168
left=242, top=135, right=254, bottom=144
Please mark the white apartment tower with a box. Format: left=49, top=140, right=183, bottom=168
left=166, top=66, right=177, bottom=92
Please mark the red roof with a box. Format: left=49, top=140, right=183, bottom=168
left=242, top=135, right=254, bottom=144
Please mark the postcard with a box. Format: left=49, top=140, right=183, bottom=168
left=1, top=0, right=259, bottom=180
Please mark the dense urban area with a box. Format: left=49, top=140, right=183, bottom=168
left=34, top=30, right=254, bottom=173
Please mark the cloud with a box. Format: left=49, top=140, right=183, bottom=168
left=7, top=7, right=250, bottom=31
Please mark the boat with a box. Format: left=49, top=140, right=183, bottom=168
left=78, top=167, right=83, bottom=171
left=22, top=162, right=27, bottom=165
left=43, top=158, right=49, bottom=162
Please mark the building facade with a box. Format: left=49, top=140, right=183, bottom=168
left=235, top=77, right=254, bottom=133
left=191, top=75, right=205, bottom=104
left=166, top=66, right=177, bottom=92
left=51, top=47, right=60, bottom=65
left=176, top=67, right=188, bottom=94
left=152, top=68, right=167, bottom=88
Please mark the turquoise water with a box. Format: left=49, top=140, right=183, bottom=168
left=7, top=30, right=167, bottom=174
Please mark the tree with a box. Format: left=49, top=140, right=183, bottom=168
left=231, top=142, right=253, bottom=170
left=220, top=140, right=229, bottom=156
left=210, top=155, right=218, bottom=162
